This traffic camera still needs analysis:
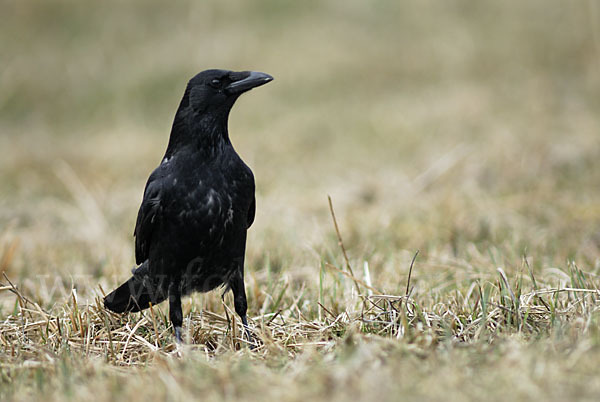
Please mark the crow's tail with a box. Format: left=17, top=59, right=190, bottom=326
left=103, top=262, right=168, bottom=313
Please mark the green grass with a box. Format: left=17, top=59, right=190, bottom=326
left=1, top=1, right=600, bottom=401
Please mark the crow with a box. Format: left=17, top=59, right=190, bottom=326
left=104, top=69, right=273, bottom=343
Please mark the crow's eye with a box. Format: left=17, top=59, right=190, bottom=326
left=210, top=79, right=221, bottom=88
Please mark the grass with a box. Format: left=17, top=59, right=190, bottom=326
left=1, top=0, right=600, bottom=400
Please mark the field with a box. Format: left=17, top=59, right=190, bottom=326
left=1, top=1, right=600, bottom=400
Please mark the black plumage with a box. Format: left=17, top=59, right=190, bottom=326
left=104, top=69, right=273, bottom=343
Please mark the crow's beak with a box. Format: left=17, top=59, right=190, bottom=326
left=226, top=71, right=273, bottom=95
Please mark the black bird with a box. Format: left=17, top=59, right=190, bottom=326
left=104, top=69, right=273, bottom=343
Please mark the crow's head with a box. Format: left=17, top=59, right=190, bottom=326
left=182, top=69, right=273, bottom=116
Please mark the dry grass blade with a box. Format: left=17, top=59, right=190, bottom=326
left=2, top=272, right=27, bottom=311
left=497, top=267, right=522, bottom=328
left=148, top=303, right=161, bottom=348
left=497, top=267, right=517, bottom=303
left=399, top=250, right=419, bottom=311
left=324, top=263, right=381, bottom=295
left=327, top=195, right=361, bottom=294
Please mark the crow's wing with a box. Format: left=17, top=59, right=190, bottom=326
left=134, top=172, right=162, bottom=265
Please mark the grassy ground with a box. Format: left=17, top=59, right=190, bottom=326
left=1, top=0, right=600, bottom=400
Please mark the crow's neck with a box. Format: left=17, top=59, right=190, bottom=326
left=164, top=109, right=231, bottom=159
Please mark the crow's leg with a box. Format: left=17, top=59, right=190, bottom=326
left=229, top=271, right=254, bottom=345
left=168, top=281, right=183, bottom=343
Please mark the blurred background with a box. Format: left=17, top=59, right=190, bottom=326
left=0, top=0, right=599, bottom=305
